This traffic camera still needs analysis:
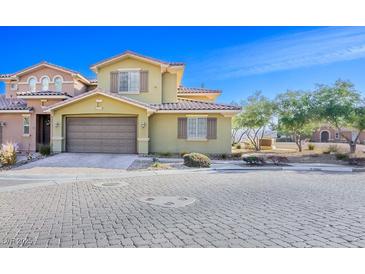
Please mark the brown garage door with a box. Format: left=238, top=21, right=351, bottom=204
left=66, top=117, right=137, bottom=153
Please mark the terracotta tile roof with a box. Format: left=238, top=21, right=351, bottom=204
left=16, top=91, right=71, bottom=97
left=46, top=88, right=157, bottom=111
left=0, top=74, right=11, bottom=79
left=90, top=50, right=185, bottom=68
left=150, top=99, right=241, bottom=111
left=0, top=95, right=31, bottom=110
left=177, top=86, right=222, bottom=94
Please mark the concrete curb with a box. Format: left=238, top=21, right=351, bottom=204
left=212, top=166, right=365, bottom=173
left=0, top=164, right=363, bottom=193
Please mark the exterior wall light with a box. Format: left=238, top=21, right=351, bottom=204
left=141, top=122, right=146, bottom=128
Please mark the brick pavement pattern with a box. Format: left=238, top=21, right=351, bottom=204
left=0, top=171, right=365, bottom=247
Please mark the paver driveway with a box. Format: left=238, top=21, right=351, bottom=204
left=0, top=171, right=365, bottom=248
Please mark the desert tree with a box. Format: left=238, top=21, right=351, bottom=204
left=234, top=91, right=275, bottom=151
left=275, top=90, right=318, bottom=152
left=312, top=80, right=363, bottom=153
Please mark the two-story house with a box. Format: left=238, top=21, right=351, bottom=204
left=0, top=51, right=240, bottom=154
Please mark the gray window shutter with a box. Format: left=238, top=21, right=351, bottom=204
left=110, top=71, right=119, bottom=93
left=177, top=118, right=187, bottom=139
left=207, top=118, right=217, bottom=139
left=140, top=70, right=148, bottom=92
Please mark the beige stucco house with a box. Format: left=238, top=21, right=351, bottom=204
left=0, top=51, right=240, bottom=154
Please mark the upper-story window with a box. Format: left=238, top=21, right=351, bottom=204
left=10, top=82, right=18, bottom=91
left=118, top=70, right=140, bottom=93
left=28, top=77, right=37, bottom=92
left=41, top=76, right=50, bottom=91
left=54, top=76, right=63, bottom=92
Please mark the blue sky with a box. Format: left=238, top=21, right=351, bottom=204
left=1, top=26, right=365, bottom=103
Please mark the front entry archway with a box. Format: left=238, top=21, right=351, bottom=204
left=320, top=130, right=330, bottom=142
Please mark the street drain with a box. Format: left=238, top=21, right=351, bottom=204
left=139, top=196, right=196, bottom=208
left=92, top=180, right=128, bottom=188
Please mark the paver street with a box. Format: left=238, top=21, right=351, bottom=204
left=1, top=171, right=365, bottom=247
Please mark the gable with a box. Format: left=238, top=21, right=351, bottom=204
left=97, top=57, right=163, bottom=104
left=17, top=65, right=74, bottom=83
left=51, top=93, right=150, bottom=116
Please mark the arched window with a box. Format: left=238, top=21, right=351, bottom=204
left=54, top=76, right=63, bottom=92
left=41, top=76, right=50, bottom=91
left=28, top=77, right=37, bottom=92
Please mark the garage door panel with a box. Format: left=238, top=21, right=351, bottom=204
left=66, top=117, right=137, bottom=153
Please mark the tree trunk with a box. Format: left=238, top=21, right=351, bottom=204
left=298, top=142, right=302, bottom=152
left=350, top=142, right=356, bottom=153
left=294, top=134, right=302, bottom=152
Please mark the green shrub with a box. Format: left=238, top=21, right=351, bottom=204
left=158, top=152, right=172, bottom=157
left=221, top=153, right=228, bottom=159
left=308, top=143, right=315, bottom=151
left=183, top=153, right=211, bottom=168
left=39, top=144, right=51, bottom=156
left=235, top=144, right=242, bottom=149
left=242, top=156, right=266, bottom=165
left=0, top=142, right=17, bottom=166
left=335, top=153, right=349, bottom=161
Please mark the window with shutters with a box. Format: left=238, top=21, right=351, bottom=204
left=187, top=117, right=207, bottom=140
left=118, top=70, right=140, bottom=93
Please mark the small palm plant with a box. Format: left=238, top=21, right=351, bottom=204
left=0, top=142, right=17, bottom=166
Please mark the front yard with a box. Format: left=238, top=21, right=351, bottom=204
left=232, top=142, right=365, bottom=165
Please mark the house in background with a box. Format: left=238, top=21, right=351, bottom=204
left=0, top=51, right=240, bottom=154
left=311, top=125, right=365, bottom=144
left=0, top=62, right=97, bottom=152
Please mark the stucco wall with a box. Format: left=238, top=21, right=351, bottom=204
left=0, top=99, right=61, bottom=152
left=5, top=67, right=79, bottom=98
left=51, top=93, right=149, bottom=153
left=0, top=113, right=32, bottom=152
left=149, top=113, right=232, bottom=154
left=162, top=73, right=177, bottom=103
left=97, top=58, right=163, bottom=104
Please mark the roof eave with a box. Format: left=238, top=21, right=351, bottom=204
left=17, top=95, right=69, bottom=99
left=45, top=90, right=157, bottom=113
left=155, top=109, right=241, bottom=114
left=0, top=109, right=33, bottom=113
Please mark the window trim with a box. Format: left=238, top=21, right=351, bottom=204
left=10, top=82, right=18, bottom=91
left=40, top=76, right=50, bottom=91
left=22, top=114, right=30, bottom=136
left=117, top=69, right=141, bottom=94
left=27, top=76, right=37, bottom=92
left=53, top=76, right=63, bottom=92
left=187, top=116, right=208, bottom=141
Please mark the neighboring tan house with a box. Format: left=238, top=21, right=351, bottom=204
left=311, top=125, right=365, bottom=144
left=0, top=51, right=240, bottom=154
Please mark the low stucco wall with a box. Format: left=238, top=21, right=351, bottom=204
left=149, top=113, right=232, bottom=154
left=0, top=113, right=32, bottom=152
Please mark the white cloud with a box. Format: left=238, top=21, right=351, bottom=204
left=192, top=27, right=365, bottom=79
